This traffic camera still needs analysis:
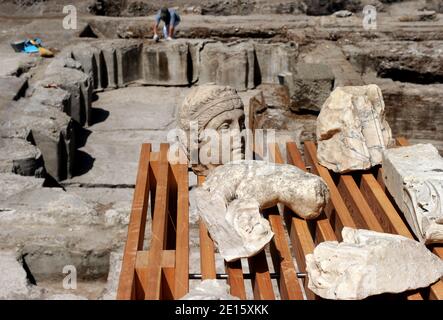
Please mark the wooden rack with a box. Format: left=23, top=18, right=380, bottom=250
left=117, top=138, right=443, bottom=300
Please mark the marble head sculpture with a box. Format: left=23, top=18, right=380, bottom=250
left=195, top=160, right=330, bottom=262
left=178, top=84, right=245, bottom=175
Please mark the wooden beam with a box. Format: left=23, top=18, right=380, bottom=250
left=117, top=144, right=151, bottom=300
left=198, top=175, right=217, bottom=280
left=225, top=260, right=247, bottom=300
left=360, top=174, right=413, bottom=238
left=337, top=175, right=384, bottom=232
left=303, top=141, right=357, bottom=239
left=267, top=144, right=304, bottom=300
left=396, top=137, right=410, bottom=147
left=248, top=250, right=276, bottom=300
left=145, top=144, right=170, bottom=300
left=285, top=142, right=333, bottom=299
left=172, top=162, right=189, bottom=299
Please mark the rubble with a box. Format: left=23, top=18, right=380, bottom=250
left=306, top=227, right=443, bottom=300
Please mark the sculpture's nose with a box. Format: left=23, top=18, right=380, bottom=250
left=232, top=119, right=241, bottom=130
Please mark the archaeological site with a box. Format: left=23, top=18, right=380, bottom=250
left=0, top=0, right=442, bottom=303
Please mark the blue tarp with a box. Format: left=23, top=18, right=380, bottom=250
left=11, top=38, right=43, bottom=53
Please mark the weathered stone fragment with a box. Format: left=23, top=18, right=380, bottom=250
left=382, top=144, right=443, bottom=243
left=181, top=280, right=239, bottom=300
left=317, top=84, right=394, bottom=173
left=306, top=227, right=443, bottom=300
left=196, top=160, right=330, bottom=261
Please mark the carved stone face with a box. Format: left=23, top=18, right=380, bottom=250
left=201, top=108, right=245, bottom=173
left=178, top=85, right=245, bottom=175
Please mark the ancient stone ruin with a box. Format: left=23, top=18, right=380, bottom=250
left=0, top=0, right=442, bottom=301
left=316, top=84, right=394, bottom=173
left=382, top=144, right=443, bottom=243
left=195, top=160, right=329, bottom=261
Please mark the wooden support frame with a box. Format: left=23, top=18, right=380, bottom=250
left=117, top=138, right=442, bottom=301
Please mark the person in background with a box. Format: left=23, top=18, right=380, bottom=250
left=153, top=7, right=181, bottom=41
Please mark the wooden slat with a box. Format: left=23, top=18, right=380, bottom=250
left=283, top=212, right=316, bottom=300
left=145, top=144, right=170, bottom=300
left=225, top=260, right=247, bottom=299
left=134, top=250, right=175, bottom=298
left=173, top=162, right=189, bottom=299
left=136, top=250, right=176, bottom=269
left=360, top=174, right=413, bottom=238
left=359, top=173, right=425, bottom=300
left=117, top=144, right=151, bottom=300
left=267, top=144, right=304, bottom=300
left=395, top=137, right=410, bottom=147
left=303, top=141, right=357, bottom=239
left=240, top=146, right=276, bottom=300
left=247, top=250, right=276, bottom=300
left=285, top=142, right=333, bottom=299
left=267, top=210, right=304, bottom=300
left=337, top=175, right=384, bottom=232
left=197, top=175, right=217, bottom=280
left=286, top=143, right=336, bottom=244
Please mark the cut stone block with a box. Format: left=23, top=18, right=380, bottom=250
left=71, top=44, right=103, bottom=91
left=116, top=41, right=143, bottom=86
left=40, top=58, right=93, bottom=126
left=317, top=84, right=394, bottom=173
left=199, top=42, right=251, bottom=91
left=306, top=227, right=443, bottom=300
left=382, top=143, right=443, bottom=243
left=0, top=99, right=75, bottom=181
left=0, top=76, right=28, bottom=101
left=143, top=41, right=190, bottom=86
left=290, top=63, right=335, bottom=112
left=0, top=138, right=42, bottom=176
left=254, top=42, right=298, bottom=84
left=256, top=84, right=291, bottom=110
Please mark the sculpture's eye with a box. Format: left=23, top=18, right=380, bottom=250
left=219, top=122, right=230, bottom=130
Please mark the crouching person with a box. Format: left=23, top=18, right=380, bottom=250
left=153, top=7, right=181, bottom=41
